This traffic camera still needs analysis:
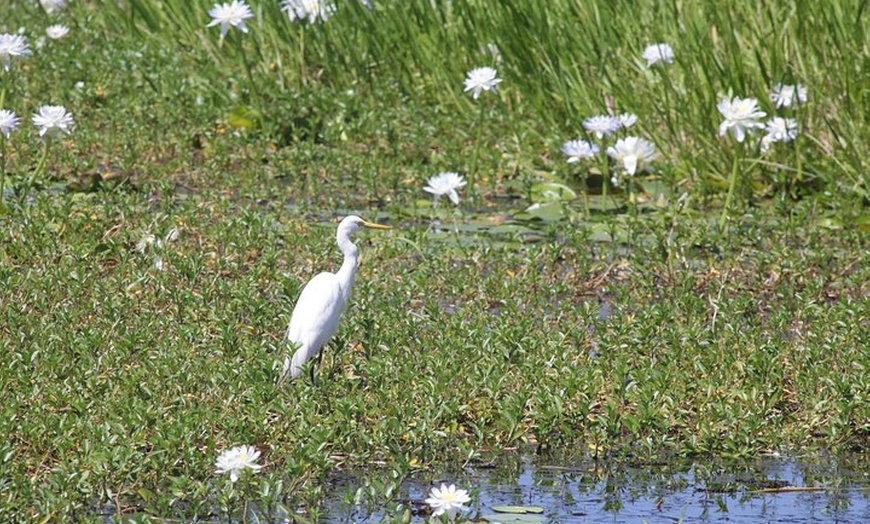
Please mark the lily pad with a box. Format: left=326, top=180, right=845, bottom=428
left=492, top=505, right=545, bottom=514
left=481, top=512, right=547, bottom=523
left=531, top=182, right=577, bottom=203
left=517, top=201, right=565, bottom=222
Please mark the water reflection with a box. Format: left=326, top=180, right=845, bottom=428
left=324, top=454, right=870, bottom=523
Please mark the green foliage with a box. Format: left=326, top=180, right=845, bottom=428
left=0, top=0, right=868, bottom=521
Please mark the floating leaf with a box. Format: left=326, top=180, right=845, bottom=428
left=531, top=182, right=576, bottom=203
left=492, top=505, right=545, bottom=514
left=517, top=201, right=565, bottom=222
left=481, top=513, right=547, bottom=523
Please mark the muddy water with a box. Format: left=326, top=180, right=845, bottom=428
left=322, top=455, right=870, bottom=523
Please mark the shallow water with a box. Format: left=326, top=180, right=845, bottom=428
left=322, top=455, right=870, bottom=523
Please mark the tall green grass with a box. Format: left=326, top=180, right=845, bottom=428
left=93, top=0, right=870, bottom=202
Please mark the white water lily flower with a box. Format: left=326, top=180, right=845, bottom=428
left=0, top=109, right=19, bottom=138
left=770, top=83, right=807, bottom=109
left=561, top=139, right=599, bottom=163
left=32, top=105, right=74, bottom=138
left=717, top=96, right=766, bottom=143
left=206, top=0, right=254, bottom=39
left=46, top=25, right=70, bottom=40
left=40, top=0, right=67, bottom=15
left=0, top=34, right=31, bottom=72
left=642, top=43, right=674, bottom=67
left=215, top=445, right=262, bottom=482
left=281, top=0, right=336, bottom=24
left=425, top=484, right=471, bottom=520
left=423, top=171, right=466, bottom=205
left=616, top=113, right=638, bottom=129
left=583, top=115, right=621, bottom=139
left=607, top=136, right=658, bottom=176
left=463, top=67, right=501, bottom=99
left=760, top=117, right=798, bottom=152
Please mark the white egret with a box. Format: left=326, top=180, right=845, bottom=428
left=281, top=215, right=391, bottom=382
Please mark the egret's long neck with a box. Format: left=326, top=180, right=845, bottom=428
left=336, top=230, right=359, bottom=304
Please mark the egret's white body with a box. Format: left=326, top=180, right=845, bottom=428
left=282, top=215, right=390, bottom=381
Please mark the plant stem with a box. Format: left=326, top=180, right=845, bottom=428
left=0, top=136, right=7, bottom=212
left=581, top=168, right=590, bottom=217
left=238, top=36, right=258, bottom=101
left=719, top=143, right=741, bottom=231
left=299, top=27, right=306, bottom=85
left=467, top=100, right=487, bottom=202
left=30, top=139, right=51, bottom=188
left=628, top=176, right=638, bottom=218
left=793, top=136, right=803, bottom=199
left=601, top=161, right=610, bottom=212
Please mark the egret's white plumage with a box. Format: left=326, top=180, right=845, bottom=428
left=282, top=215, right=390, bottom=381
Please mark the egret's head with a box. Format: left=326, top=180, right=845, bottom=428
left=340, top=215, right=391, bottom=234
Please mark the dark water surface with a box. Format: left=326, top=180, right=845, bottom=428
left=322, top=454, right=870, bottom=523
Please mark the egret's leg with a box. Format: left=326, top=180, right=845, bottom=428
left=308, top=350, right=323, bottom=386
left=310, top=350, right=324, bottom=386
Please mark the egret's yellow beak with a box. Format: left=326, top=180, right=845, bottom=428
left=362, top=221, right=391, bottom=231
